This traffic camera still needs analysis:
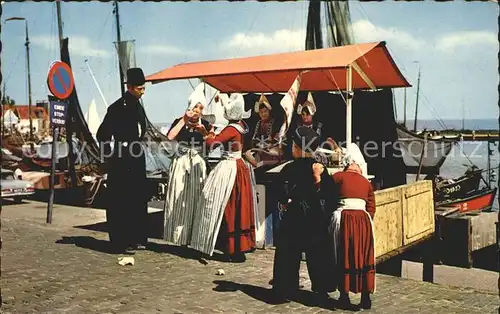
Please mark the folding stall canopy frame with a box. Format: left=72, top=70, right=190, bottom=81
left=146, top=41, right=411, bottom=152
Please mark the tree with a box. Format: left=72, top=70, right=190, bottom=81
left=1, top=95, right=16, bottom=106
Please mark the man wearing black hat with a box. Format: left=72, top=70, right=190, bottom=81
left=271, top=126, right=338, bottom=304
left=97, top=67, right=149, bottom=254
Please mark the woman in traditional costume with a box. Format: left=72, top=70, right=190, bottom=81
left=330, top=155, right=376, bottom=310
left=247, top=94, right=282, bottom=167
left=297, top=92, right=322, bottom=136
left=189, top=93, right=258, bottom=263
left=163, top=83, right=214, bottom=247
left=291, top=93, right=340, bottom=156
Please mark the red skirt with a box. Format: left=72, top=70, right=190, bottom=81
left=338, top=210, right=375, bottom=294
left=217, top=159, right=256, bottom=255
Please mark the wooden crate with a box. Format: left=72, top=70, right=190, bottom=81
left=437, top=211, right=498, bottom=268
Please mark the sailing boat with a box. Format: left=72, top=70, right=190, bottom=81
left=84, top=98, right=101, bottom=138
left=395, top=64, right=458, bottom=173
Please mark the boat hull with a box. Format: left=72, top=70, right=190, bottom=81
left=436, top=187, right=497, bottom=213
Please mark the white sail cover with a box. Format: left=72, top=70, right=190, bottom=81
left=85, top=99, right=101, bottom=136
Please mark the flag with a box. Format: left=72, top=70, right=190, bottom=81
left=115, top=40, right=137, bottom=81
left=277, top=73, right=303, bottom=141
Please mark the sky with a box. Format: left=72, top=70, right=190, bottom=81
left=1, top=1, right=498, bottom=126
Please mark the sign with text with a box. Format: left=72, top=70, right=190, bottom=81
left=49, top=99, right=67, bottom=127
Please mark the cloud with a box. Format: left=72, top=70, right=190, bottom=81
left=351, top=20, right=498, bottom=55
left=31, top=35, right=111, bottom=58
left=219, top=20, right=426, bottom=57
left=139, top=44, right=198, bottom=57
left=351, top=19, right=426, bottom=50
left=435, top=31, right=498, bottom=52
left=221, top=28, right=306, bottom=57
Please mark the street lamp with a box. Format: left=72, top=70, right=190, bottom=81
left=4, top=16, right=33, bottom=141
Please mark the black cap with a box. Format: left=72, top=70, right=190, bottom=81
left=125, top=67, right=146, bottom=86
left=292, top=126, right=320, bottom=152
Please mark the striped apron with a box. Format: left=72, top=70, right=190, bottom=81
left=190, top=150, right=260, bottom=256
left=163, top=147, right=207, bottom=246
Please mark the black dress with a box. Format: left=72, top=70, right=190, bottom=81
left=272, top=157, right=338, bottom=297
left=96, top=91, right=149, bottom=251
left=168, top=117, right=212, bottom=148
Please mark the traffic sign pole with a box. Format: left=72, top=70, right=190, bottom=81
left=46, top=61, right=74, bottom=224
left=47, top=125, right=59, bottom=224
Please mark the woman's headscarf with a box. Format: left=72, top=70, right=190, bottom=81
left=222, top=93, right=251, bottom=121
left=296, top=92, right=316, bottom=116
left=254, top=93, right=272, bottom=113
left=187, top=83, right=206, bottom=111
left=341, top=143, right=367, bottom=174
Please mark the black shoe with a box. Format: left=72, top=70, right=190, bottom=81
left=360, top=294, right=372, bottom=310
left=125, top=246, right=136, bottom=255
left=337, top=295, right=359, bottom=311
left=270, top=293, right=291, bottom=304
left=313, top=292, right=332, bottom=306
left=229, top=253, right=246, bottom=263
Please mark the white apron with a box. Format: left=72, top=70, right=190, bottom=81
left=163, top=148, right=207, bottom=246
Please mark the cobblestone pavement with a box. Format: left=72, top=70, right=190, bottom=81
left=1, top=201, right=499, bottom=313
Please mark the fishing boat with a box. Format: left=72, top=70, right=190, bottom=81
left=396, top=124, right=458, bottom=174
left=432, top=166, right=484, bottom=202
left=436, top=187, right=497, bottom=213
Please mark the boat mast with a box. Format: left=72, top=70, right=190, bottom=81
left=84, top=59, right=109, bottom=108
left=113, top=1, right=126, bottom=96
left=403, top=88, right=407, bottom=128
left=413, top=66, right=421, bottom=132
left=56, top=0, right=63, bottom=51
left=461, top=100, right=465, bottom=130
left=24, top=20, right=33, bottom=140
left=55, top=0, right=78, bottom=189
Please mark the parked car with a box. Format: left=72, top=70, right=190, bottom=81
left=1, top=168, right=34, bottom=203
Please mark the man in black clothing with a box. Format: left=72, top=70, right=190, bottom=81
left=96, top=67, right=149, bottom=254
left=272, top=126, right=338, bottom=303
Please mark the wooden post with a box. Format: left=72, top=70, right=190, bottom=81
left=377, top=256, right=403, bottom=277
left=422, top=237, right=435, bottom=283
left=345, top=64, right=353, bottom=153
left=416, top=133, right=427, bottom=181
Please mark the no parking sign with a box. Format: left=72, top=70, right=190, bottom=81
left=47, top=61, right=74, bottom=100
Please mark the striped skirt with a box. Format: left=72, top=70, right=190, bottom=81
left=190, top=158, right=258, bottom=256
left=163, top=150, right=207, bottom=246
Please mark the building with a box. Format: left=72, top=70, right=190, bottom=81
left=1, top=104, right=49, bottom=135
